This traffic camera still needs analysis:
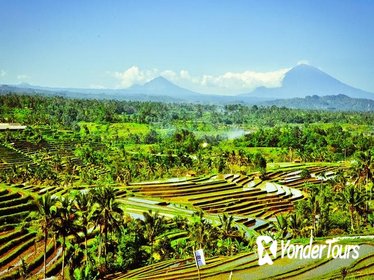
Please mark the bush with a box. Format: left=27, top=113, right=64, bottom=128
left=300, top=169, right=311, bottom=179
left=328, top=228, right=346, bottom=236
left=329, top=211, right=350, bottom=232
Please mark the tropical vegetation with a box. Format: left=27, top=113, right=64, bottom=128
left=0, top=93, right=373, bottom=279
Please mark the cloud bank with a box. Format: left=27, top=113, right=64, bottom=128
left=114, top=66, right=291, bottom=94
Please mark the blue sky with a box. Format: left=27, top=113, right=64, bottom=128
left=1, top=0, right=373, bottom=94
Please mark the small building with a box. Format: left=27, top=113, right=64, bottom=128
left=0, top=123, right=27, bottom=131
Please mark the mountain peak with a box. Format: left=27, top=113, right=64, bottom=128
left=283, top=64, right=340, bottom=89
left=144, top=76, right=172, bottom=87
left=134, top=76, right=201, bottom=98
left=287, top=64, right=325, bottom=76
left=248, top=64, right=374, bottom=99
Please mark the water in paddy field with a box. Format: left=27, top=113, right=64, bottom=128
left=225, top=129, right=247, bottom=139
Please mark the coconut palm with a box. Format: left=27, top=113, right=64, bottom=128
left=34, top=193, right=57, bottom=279
left=337, top=184, right=368, bottom=232
left=350, top=151, right=374, bottom=217
left=351, top=151, right=373, bottom=186
left=188, top=211, right=216, bottom=250
left=138, top=210, right=168, bottom=263
left=54, top=194, right=78, bottom=279
left=91, top=186, right=123, bottom=261
left=304, top=183, right=323, bottom=233
left=274, top=214, right=288, bottom=239
left=73, top=191, right=94, bottom=265
left=218, top=213, right=240, bottom=239
left=141, top=210, right=166, bottom=245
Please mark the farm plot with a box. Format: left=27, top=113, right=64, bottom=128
left=1, top=137, right=109, bottom=176
left=0, top=144, right=32, bottom=171
left=0, top=164, right=342, bottom=279
left=9, top=140, right=50, bottom=155
left=0, top=186, right=67, bottom=280
left=114, top=241, right=374, bottom=280
left=266, top=165, right=340, bottom=189
left=121, top=165, right=339, bottom=231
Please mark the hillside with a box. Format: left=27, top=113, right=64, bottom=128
left=261, top=94, right=374, bottom=111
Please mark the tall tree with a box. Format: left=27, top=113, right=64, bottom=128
left=337, top=185, right=368, bottom=232
left=34, top=193, right=57, bottom=280
left=73, top=191, right=93, bottom=265
left=351, top=151, right=374, bottom=187
left=91, top=186, right=123, bottom=262
left=54, top=195, right=77, bottom=279
left=141, top=210, right=165, bottom=246
left=139, top=210, right=167, bottom=262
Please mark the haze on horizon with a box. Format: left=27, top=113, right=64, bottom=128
left=0, top=0, right=373, bottom=95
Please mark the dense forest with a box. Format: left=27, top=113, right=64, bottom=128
left=1, top=93, right=373, bottom=184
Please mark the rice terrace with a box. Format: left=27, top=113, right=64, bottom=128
left=0, top=94, right=373, bottom=280
left=1, top=1, right=374, bottom=279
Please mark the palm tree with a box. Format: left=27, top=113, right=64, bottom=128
left=91, top=186, right=123, bottom=261
left=351, top=151, right=373, bottom=187
left=337, top=185, right=368, bottom=232
left=351, top=151, right=374, bottom=217
left=35, top=193, right=57, bottom=279
left=304, top=183, right=322, bottom=233
left=53, top=194, right=78, bottom=279
left=141, top=210, right=165, bottom=245
left=274, top=214, right=288, bottom=239
left=54, top=194, right=77, bottom=280
left=218, top=213, right=241, bottom=240
left=139, top=210, right=166, bottom=261
left=73, top=191, right=93, bottom=265
left=287, top=212, right=307, bottom=238
left=188, top=211, right=216, bottom=250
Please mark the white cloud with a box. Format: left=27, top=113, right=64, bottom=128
left=160, top=70, right=177, bottom=80
left=180, top=69, right=190, bottom=80
left=114, top=66, right=159, bottom=88
left=0, top=70, right=6, bottom=77
left=113, top=66, right=291, bottom=94
left=200, top=68, right=290, bottom=91
left=297, top=59, right=310, bottom=65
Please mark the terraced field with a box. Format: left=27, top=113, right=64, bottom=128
left=114, top=241, right=374, bottom=280
left=0, top=144, right=33, bottom=171
left=119, top=164, right=338, bottom=231
left=0, top=137, right=110, bottom=174
left=0, top=187, right=59, bottom=279
left=0, top=163, right=356, bottom=279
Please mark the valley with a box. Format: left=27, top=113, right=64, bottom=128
left=0, top=94, right=373, bottom=279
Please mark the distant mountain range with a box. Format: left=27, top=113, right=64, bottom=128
left=1, top=64, right=374, bottom=111
left=262, top=94, right=374, bottom=111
